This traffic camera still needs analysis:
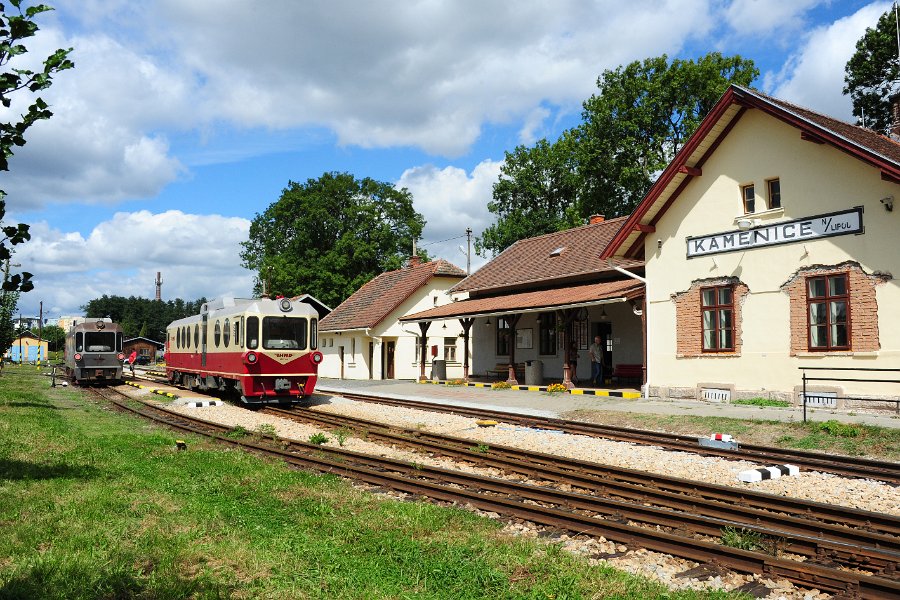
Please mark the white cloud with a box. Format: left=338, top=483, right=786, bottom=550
left=766, top=2, right=891, bottom=120
left=398, top=160, right=503, bottom=270
left=13, top=211, right=253, bottom=317
left=723, top=0, right=824, bottom=36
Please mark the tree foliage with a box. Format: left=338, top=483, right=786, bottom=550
left=0, top=1, right=74, bottom=291
left=240, top=172, right=427, bottom=309
left=29, top=322, right=61, bottom=350
left=844, top=6, right=900, bottom=133
left=81, top=295, right=207, bottom=342
left=0, top=286, right=17, bottom=354
left=478, top=52, right=757, bottom=256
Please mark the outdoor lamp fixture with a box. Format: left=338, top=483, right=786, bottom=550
left=442, top=322, right=447, bottom=329
left=484, top=318, right=491, bottom=327
left=535, top=314, right=542, bottom=323
left=881, top=196, right=894, bottom=212
left=599, top=306, right=608, bottom=320
left=737, top=218, right=753, bottom=231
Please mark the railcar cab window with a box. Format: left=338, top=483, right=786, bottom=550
left=85, top=331, right=114, bottom=352
left=223, top=318, right=230, bottom=347
left=235, top=319, right=242, bottom=348
left=263, top=317, right=307, bottom=350
left=246, top=316, right=259, bottom=350
left=75, top=332, right=83, bottom=352
left=701, top=285, right=734, bottom=352
left=807, top=273, right=849, bottom=350
left=310, top=318, right=318, bottom=350
left=741, top=184, right=755, bottom=214
left=214, top=320, right=221, bottom=347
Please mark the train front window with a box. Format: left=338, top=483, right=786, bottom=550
left=262, top=317, right=308, bottom=350
left=76, top=332, right=83, bottom=352
left=84, top=331, right=115, bottom=352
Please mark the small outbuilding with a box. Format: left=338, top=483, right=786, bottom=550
left=6, top=332, right=49, bottom=363
left=123, top=337, right=164, bottom=364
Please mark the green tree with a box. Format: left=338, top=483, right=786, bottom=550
left=844, top=6, right=900, bottom=133
left=82, top=295, right=205, bottom=341
left=478, top=52, right=757, bottom=256
left=0, top=287, right=17, bottom=357
left=241, top=172, right=427, bottom=308
left=0, top=1, right=74, bottom=291
left=30, top=322, right=62, bottom=350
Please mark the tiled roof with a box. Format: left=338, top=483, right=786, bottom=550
left=602, top=84, right=900, bottom=260
left=319, top=259, right=466, bottom=331
left=401, top=279, right=644, bottom=322
left=453, top=217, right=643, bottom=294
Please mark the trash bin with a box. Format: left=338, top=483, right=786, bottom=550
left=431, top=359, right=447, bottom=381
left=524, top=359, right=543, bottom=385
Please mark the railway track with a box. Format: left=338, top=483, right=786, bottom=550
left=95, top=386, right=900, bottom=598
left=328, top=390, right=900, bottom=485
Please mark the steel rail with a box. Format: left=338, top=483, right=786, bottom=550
left=263, top=406, right=900, bottom=562
left=333, top=391, right=900, bottom=485
left=98, top=390, right=900, bottom=598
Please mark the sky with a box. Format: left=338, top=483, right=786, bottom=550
left=0, top=0, right=891, bottom=320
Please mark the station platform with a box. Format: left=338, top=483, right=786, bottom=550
left=314, top=378, right=900, bottom=429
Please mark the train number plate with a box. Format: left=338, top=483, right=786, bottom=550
left=274, top=378, right=291, bottom=391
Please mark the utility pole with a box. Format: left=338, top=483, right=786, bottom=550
left=465, top=227, right=472, bottom=275
left=18, top=312, right=22, bottom=363
left=38, top=301, right=43, bottom=366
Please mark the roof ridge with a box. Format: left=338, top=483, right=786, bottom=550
left=506, top=216, right=629, bottom=247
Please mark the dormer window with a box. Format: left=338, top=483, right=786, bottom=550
left=549, top=246, right=566, bottom=257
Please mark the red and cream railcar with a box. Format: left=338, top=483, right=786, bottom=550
left=165, top=297, right=323, bottom=405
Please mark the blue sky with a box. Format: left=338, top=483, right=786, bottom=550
left=1, top=0, right=890, bottom=319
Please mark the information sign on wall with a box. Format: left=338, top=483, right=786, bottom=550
left=685, top=207, right=863, bottom=258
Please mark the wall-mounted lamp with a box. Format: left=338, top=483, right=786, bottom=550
left=442, top=322, right=447, bottom=329
left=484, top=318, right=491, bottom=327
left=880, top=196, right=894, bottom=212
left=737, top=218, right=753, bottom=231
left=656, top=239, right=662, bottom=250
left=599, top=306, right=608, bottom=321
left=535, top=314, right=542, bottom=323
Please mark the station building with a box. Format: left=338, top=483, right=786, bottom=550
left=318, top=258, right=468, bottom=380
left=601, top=85, right=900, bottom=407
left=400, top=217, right=645, bottom=386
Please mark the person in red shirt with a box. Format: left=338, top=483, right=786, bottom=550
left=128, top=350, right=137, bottom=375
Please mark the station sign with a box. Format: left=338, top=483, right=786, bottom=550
left=685, top=206, right=863, bottom=258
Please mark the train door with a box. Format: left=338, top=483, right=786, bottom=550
left=591, top=322, right=612, bottom=384
left=368, top=342, right=374, bottom=379
left=201, top=313, right=208, bottom=367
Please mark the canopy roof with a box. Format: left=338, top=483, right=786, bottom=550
left=400, top=279, right=643, bottom=323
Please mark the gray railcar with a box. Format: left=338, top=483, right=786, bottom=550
left=64, top=318, right=125, bottom=384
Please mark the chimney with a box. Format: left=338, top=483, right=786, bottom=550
left=408, top=255, right=421, bottom=268
left=589, top=214, right=605, bottom=224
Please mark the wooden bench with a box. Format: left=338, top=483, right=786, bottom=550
left=612, top=363, right=643, bottom=384
left=487, top=363, right=525, bottom=380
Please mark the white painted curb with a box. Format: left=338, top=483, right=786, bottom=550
left=738, top=464, right=800, bottom=483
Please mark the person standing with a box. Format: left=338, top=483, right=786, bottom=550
left=589, top=335, right=603, bottom=387
left=128, top=350, right=137, bottom=376
left=567, top=340, right=579, bottom=385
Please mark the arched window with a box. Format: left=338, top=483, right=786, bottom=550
left=194, top=324, right=199, bottom=348
left=223, top=318, right=230, bottom=347
left=214, top=320, right=221, bottom=347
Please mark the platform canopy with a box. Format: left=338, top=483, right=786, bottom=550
left=399, top=278, right=644, bottom=324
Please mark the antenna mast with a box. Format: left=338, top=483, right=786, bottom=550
left=155, top=272, right=163, bottom=301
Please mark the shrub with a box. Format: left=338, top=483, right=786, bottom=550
left=308, top=432, right=330, bottom=445
left=546, top=383, right=568, bottom=395
left=491, top=381, right=511, bottom=390
left=720, top=527, right=762, bottom=551
left=817, top=420, right=860, bottom=438
left=446, top=379, right=466, bottom=386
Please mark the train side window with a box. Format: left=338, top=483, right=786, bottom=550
left=310, top=318, right=318, bottom=349
left=235, top=319, right=242, bottom=348
left=76, top=332, right=83, bottom=352
left=181, top=327, right=186, bottom=348
left=194, top=324, right=199, bottom=348
left=175, top=328, right=179, bottom=349
left=223, top=318, right=230, bottom=347
left=214, top=320, right=221, bottom=347
left=247, top=316, right=259, bottom=349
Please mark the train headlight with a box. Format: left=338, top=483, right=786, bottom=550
left=117, top=353, right=125, bottom=361
left=279, top=298, right=293, bottom=312
left=243, top=351, right=258, bottom=365
left=73, top=353, right=82, bottom=361
left=311, top=351, right=323, bottom=364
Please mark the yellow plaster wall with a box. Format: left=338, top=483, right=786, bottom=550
left=646, top=109, right=900, bottom=399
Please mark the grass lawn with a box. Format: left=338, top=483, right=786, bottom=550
left=566, top=408, right=900, bottom=461
left=0, top=366, right=744, bottom=599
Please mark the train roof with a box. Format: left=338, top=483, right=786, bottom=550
left=167, top=296, right=318, bottom=328
left=67, top=318, right=122, bottom=334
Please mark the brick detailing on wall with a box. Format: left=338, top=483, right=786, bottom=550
left=781, top=261, right=889, bottom=355
left=672, top=277, right=749, bottom=357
